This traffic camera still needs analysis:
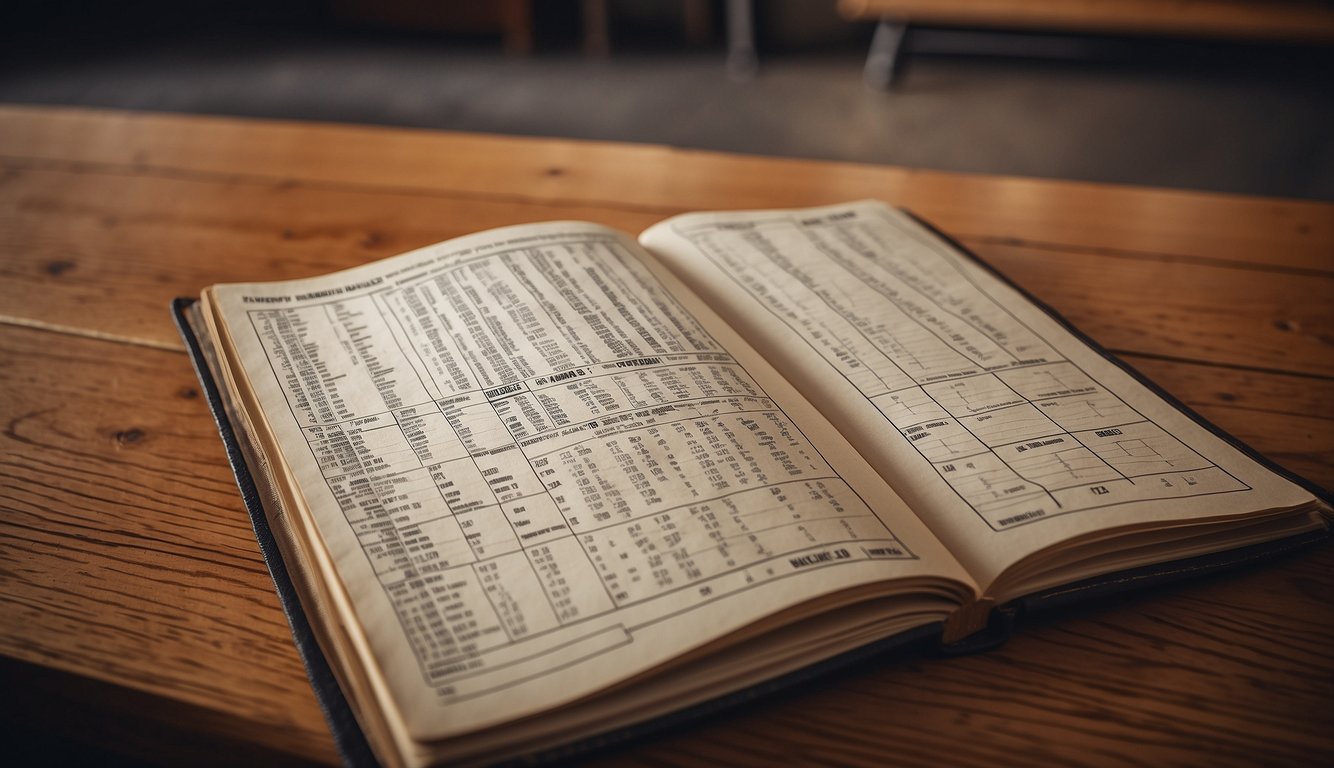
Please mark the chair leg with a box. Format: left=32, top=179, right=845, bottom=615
left=864, top=19, right=908, bottom=90
left=726, top=0, right=757, bottom=81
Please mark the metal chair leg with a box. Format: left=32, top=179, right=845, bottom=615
left=726, top=0, right=757, bottom=81
left=864, top=19, right=907, bottom=90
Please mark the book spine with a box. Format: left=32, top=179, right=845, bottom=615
left=941, top=597, right=996, bottom=645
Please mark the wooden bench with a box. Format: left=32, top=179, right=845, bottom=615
left=839, top=0, right=1334, bottom=86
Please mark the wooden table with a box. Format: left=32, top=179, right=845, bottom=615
left=1, top=105, right=1330, bottom=766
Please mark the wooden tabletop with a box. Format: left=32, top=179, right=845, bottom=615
left=1, top=105, right=1330, bottom=766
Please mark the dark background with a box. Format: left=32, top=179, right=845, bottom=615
left=2, top=1, right=1331, bottom=199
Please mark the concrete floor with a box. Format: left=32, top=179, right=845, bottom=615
left=1, top=24, right=1331, bottom=200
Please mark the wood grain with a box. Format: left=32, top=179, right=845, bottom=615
left=0, top=106, right=1330, bottom=767
left=2, top=161, right=1329, bottom=378
left=1, top=105, right=1331, bottom=271
left=0, top=324, right=337, bottom=764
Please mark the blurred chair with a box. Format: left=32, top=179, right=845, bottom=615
left=838, top=0, right=1334, bottom=88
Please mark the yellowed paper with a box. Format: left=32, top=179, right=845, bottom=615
left=641, top=201, right=1317, bottom=589
left=206, top=221, right=973, bottom=748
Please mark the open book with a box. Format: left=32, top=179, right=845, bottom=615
left=175, top=201, right=1329, bottom=767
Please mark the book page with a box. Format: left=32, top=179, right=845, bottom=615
left=204, top=221, right=974, bottom=745
left=640, top=201, right=1317, bottom=590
